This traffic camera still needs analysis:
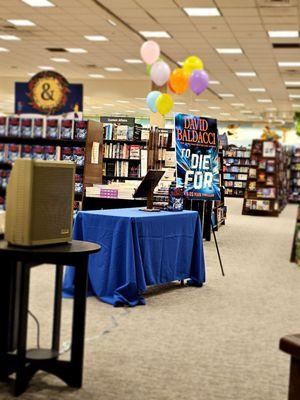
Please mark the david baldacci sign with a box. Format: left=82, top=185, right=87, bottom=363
left=175, top=113, right=221, bottom=200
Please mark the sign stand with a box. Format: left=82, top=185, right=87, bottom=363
left=211, top=216, right=225, bottom=276
left=133, top=170, right=165, bottom=212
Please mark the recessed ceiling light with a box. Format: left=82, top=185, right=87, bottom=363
left=38, top=66, right=55, bottom=70
left=66, top=48, right=87, bottom=53
left=278, top=61, right=300, bottom=67
left=124, top=59, right=143, bottom=64
left=268, top=30, right=299, bottom=38
left=235, top=71, right=256, bottom=77
left=208, top=106, right=221, bottom=109
left=240, top=110, right=253, bottom=114
left=84, top=35, right=108, bottom=41
left=216, top=48, right=243, bottom=54
left=220, top=112, right=231, bottom=116
left=248, top=88, right=266, bottom=92
left=0, top=35, right=20, bottom=41
left=22, top=0, right=54, bottom=6
left=50, top=57, right=69, bottom=62
left=219, top=93, right=234, bottom=97
left=183, top=7, right=221, bottom=17
left=285, top=81, right=300, bottom=86
left=139, top=31, right=170, bottom=38
left=174, top=102, right=186, bottom=105
left=116, top=100, right=130, bottom=103
left=88, top=74, right=104, bottom=78
left=7, top=19, right=36, bottom=26
left=103, top=103, right=114, bottom=106
left=209, top=80, right=220, bottom=85
left=0, top=47, right=9, bottom=52
left=257, top=99, right=272, bottom=103
left=289, top=94, right=300, bottom=98
left=107, top=19, right=117, bottom=26
left=231, top=103, right=245, bottom=107
left=104, top=67, right=122, bottom=72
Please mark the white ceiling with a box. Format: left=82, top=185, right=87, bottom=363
left=0, top=0, right=299, bottom=123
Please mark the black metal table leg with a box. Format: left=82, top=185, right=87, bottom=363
left=52, top=264, right=63, bottom=354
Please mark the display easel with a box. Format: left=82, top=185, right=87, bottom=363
left=133, top=169, right=164, bottom=211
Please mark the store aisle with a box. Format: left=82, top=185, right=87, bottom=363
left=0, top=198, right=298, bottom=400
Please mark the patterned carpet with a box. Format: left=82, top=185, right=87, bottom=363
left=0, top=198, right=298, bottom=400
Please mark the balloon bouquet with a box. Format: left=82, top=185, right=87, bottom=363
left=140, top=40, right=210, bottom=116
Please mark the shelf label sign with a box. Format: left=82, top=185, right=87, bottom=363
left=15, top=71, right=83, bottom=115
left=175, top=113, right=220, bottom=200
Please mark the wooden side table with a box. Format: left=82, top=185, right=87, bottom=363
left=280, top=334, right=300, bottom=400
left=0, top=240, right=100, bottom=396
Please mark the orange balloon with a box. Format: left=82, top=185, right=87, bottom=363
left=168, top=68, right=189, bottom=94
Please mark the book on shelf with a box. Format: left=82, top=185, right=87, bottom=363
left=129, top=145, right=141, bottom=159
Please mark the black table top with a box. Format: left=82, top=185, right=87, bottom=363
left=0, top=240, right=100, bottom=257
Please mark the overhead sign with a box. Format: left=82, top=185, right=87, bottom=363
left=15, top=71, right=83, bottom=115
left=100, top=116, right=135, bottom=125
left=175, top=113, right=220, bottom=200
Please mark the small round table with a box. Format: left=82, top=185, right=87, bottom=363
left=0, top=240, right=100, bottom=396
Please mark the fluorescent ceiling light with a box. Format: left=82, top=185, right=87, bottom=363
left=219, top=93, right=234, bottom=97
left=248, top=88, right=266, bottom=92
left=289, top=94, right=300, bottom=98
left=278, top=61, right=300, bottom=67
left=174, top=102, right=186, bottom=105
left=135, top=97, right=146, bottom=100
left=268, top=30, right=298, bottom=38
left=257, top=99, right=272, bottom=103
left=84, top=35, right=108, bottom=41
left=0, top=47, right=9, bottom=52
left=88, top=74, right=104, bottom=78
left=91, top=106, right=102, bottom=109
left=104, top=67, right=122, bottom=72
left=209, top=80, right=220, bottom=85
left=116, top=100, right=130, bottom=103
left=139, top=31, right=170, bottom=38
left=235, top=71, right=256, bottom=77
left=0, top=35, right=20, bottom=41
left=66, top=48, right=87, bottom=53
left=189, top=109, right=200, bottom=112
left=220, top=112, right=231, bottom=116
left=194, top=98, right=208, bottom=102
left=216, top=48, right=243, bottom=54
left=50, top=57, right=69, bottom=62
left=184, top=7, right=221, bottom=17
left=285, top=81, right=300, bottom=86
left=208, top=106, right=221, bottom=109
left=265, top=107, right=277, bottom=111
left=38, top=66, right=55, bottom=70
left=231, top=103, right=245, bottom=107
left=240, top=110, right=253, bottom=114
left=22, top=0, right=54, bottom=6
left=292, top=104, right=300, bottom=107
left=124, top=59, right=143, bottom=64
left=139, top=108, right=148, bottom=111
left=125, top=110, right=134, bottom=113
left=103, top=103, right=114, bottom=106
left=7, top=19, right=35, bottom=26
left=107, top=19, right=116, bottom=26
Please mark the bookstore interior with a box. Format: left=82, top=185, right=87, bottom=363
left=0, top=1, right=300, bottom=400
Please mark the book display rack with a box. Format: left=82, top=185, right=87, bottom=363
left=0, top=117, right=102, bottom=216
left=212, top=150, right=226, bottom=231
left=242, top=139, right=288, bottom=217
left=289, top=146, right=300, bottom=203
left=290, top=205, right=300, bottom=264
left=223, top=146, right=251, bottom=198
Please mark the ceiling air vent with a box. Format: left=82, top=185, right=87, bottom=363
left=258, top=0, right=296, bottom=6
left=46, top=48, right=67, bottom=52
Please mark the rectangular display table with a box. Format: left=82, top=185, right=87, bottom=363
left=63, top=208, right=205, bottom=306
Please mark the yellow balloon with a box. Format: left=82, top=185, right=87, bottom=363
left=183, top=55, right=203, bottom=76
left=155, top=93, right=173, bottom=115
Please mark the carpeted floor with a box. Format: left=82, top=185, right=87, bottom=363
left=0, top=198, right=298, bottom=400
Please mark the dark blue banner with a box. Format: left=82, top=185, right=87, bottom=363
left=175, top=113, right=220, bottom=200
left=15, top=82, right=83, bottom=115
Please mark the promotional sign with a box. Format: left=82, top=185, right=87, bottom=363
left=175, top=113, right=220, bottom=200
left=15, top=71, right=83, bottom=115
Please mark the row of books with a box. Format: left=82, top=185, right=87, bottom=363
left=289, top=147, right=300, bottom=202
left=86, top=182, right=137, bottom=199
left=224, top=149, right=251, bottom=158
left=104, top=143, right=142, bottom=159
left=224, top=158, right=252, bottom=166
left=225, top=188, right=245, bottom=197
left=224, top=181, right=246, bottom=188
left=223, top=147, right=251, bottom=198
left=0, top=144, right=85, bottom=165
left=103, top=123, right=143, bottom=141
left=0, top=117, right=88, bottom=140
left=224, top=173, right=248, bottom=181
left=104, top=161, right=141, bottom=178
left=0, top=170, right=10, bottom=189
left=244, top=199, right=273, bottom=211
left=223, top=166, right=249, bottom=173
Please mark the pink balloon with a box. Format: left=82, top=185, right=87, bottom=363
left=140, top=40, right=160, bottom=65
left=189, top=70, right=209, bottom=95
left=150, top=61, right=171, bottom=87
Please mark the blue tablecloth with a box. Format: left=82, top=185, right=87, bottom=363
left=63, top=208, right=205, bottom=306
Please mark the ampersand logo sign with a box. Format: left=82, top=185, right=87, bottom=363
left=27, top=71, right=70, bottom=114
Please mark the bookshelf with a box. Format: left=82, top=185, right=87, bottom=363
left=212, top=150, right=226, bottom=231
left=0, top=118, right=103, bottom=216
left=223, top=146, right=251, bottom=198
left=290, top=205, right=300, bottom=264
left=242, top=139, right=287, bottom=217
left=289, top=147, right=300, bottom=203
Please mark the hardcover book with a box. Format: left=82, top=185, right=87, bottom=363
left=20, top=118, right=33, bottom=138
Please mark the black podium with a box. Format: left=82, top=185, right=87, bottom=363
left=0, top=239, right=100, bottom=396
